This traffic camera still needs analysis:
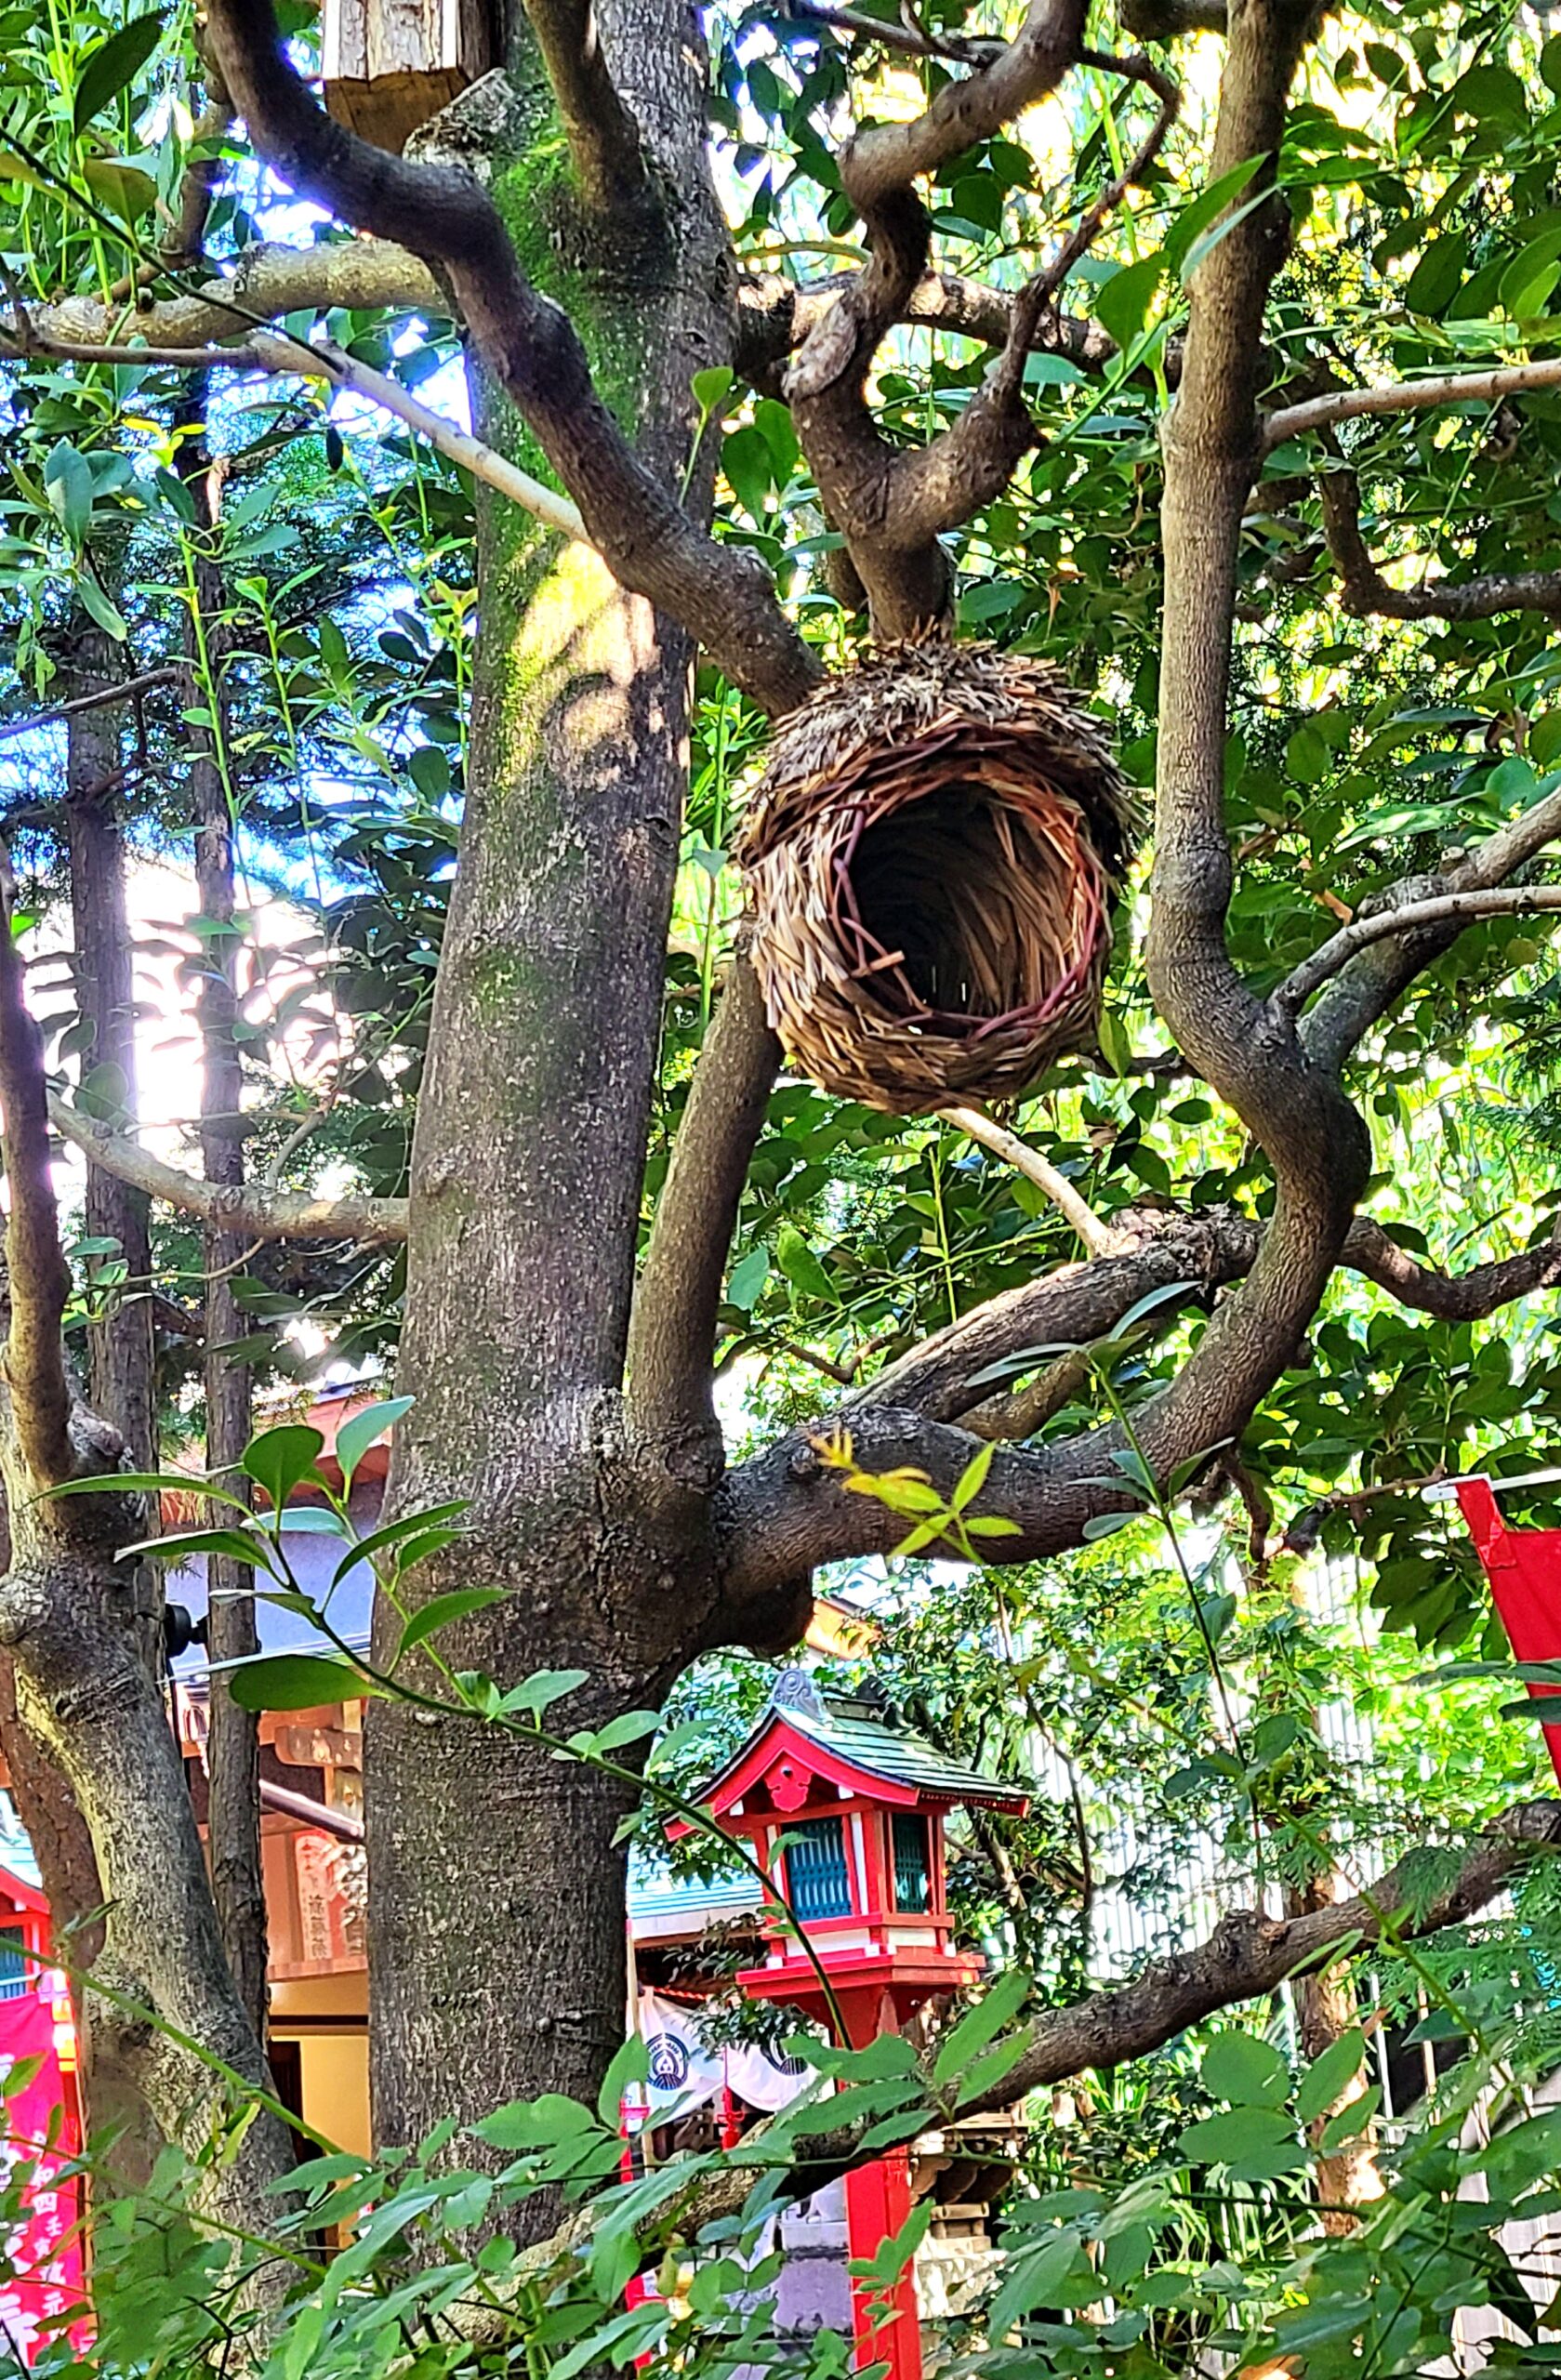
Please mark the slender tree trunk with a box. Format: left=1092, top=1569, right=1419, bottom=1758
left=1288, top=1871, right=1382, bottom=2230
left=180, top=414, right=268, bottom=2042
left=364, top=3, right=734, bottom=2164
left=61, top=637, right=166, bottom=2183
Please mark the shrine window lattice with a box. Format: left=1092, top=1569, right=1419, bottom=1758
left=892, top=1815, right=932, bottom=1913
left=784, top=1818, right=853, bottom=1921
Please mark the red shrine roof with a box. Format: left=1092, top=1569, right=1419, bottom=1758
left=674, top=1670, right=1031, bottom=1833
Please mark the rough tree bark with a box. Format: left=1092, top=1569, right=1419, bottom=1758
left=359, top=1, right=747, bottom=2162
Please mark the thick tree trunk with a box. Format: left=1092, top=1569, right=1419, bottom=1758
left=181, top=420, right=269, bottom=2042
left=364, top=0, right=734, bottom=2162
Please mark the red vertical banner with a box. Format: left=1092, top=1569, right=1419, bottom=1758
left=1456, top=1479, right=1561, bottom=1785
left=0, top=1993, right=84, bottom=2362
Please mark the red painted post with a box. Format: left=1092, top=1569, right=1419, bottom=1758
left=1456, top=1478, right=1561, bottom=1785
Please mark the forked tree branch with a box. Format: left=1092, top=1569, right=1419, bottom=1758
left=1264, top=354, right=1561, bottom=452
left=1319, top=467, right=1561, bottom=624
left=716, top=1194, right=1561, bottom=1597
left=1301, top=775, right=1561, bottom=1073
left=0, top=881, right=79, bottom=1488
left=1279, top=885, right=1561, bottom=1012
left=204, top=0, right=820, bottom=720
left=47, top=1093, right=410, bottom=1247
left=784, top=0, right=1091, bottom=631
left=734, top=270, right=1115, bottom=390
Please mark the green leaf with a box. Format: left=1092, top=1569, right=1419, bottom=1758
left=500, top=1668, right=590, bottom=1718
left=243, top=1423, right=326, bottom=1510
left=597, top=2032, right=649, bottom=2127
left=44, top=444, right=93, bottom=545
left=1403, top=234, right=1468, bottom=318
left=722, top=424, right=773, bottom=522
left=80, top=157, right=157, bottom=221
left=572, top=1711, right=661, bottom=1756
left=726, top=1246, right=769, bottom=1312
left=691, top=365, right=734, bottom=417
left=775, top=1223, right=836, bottom=1306
left=41, top=1469, right=249, bottom=1511
left=1178, top=2106, right=1304, bottom=2178
left=335, top=1500, right=470, bottom=1584
left=115, top=1526, right=278, bottom=1572
left=1093, top=255, right=1162, bottom=350
left=932, top=1964, right=1028, bottom=2086
left=1162, top=154, right=1265, bottom=278
left=397, top=1588, right=508, bottom=1658
left=950, top=1439, right=996, bottom=1514
left=1296, top=2026, right=1367, bottom=2122
left=1201, top=2030, right=1290, bottom=2108
left=77, top=575, right=128, bottom=641
left=334, top=1396, right=414, bottom=1489
left=986, top=2228, right=1095, bottom=2334
left=73, top=12, right=165, bottom=133
left=228, top=1654, right=373, bottom=1712
left=1317, top=2083, right=1380, bottom=2151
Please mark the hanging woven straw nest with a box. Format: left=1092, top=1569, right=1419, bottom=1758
left=734, top=639, right=1138, bottom=1115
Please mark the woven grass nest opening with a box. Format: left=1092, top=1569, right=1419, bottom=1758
left=735, top=641, right=1138, bottom=1115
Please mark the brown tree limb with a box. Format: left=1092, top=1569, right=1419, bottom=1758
left=452, top=1795, right=1561, bottom=2340
left=1300, top=774, right=1561, bottom=1075
left=1121, top=0, right=1226, bottom=34
left=204, top=0, right=820, bottom=720
left=522, top=0, right=648, bottom=216
left=1264, top=354, right=1561, bottom=453
left=968, top=1798, right=1561, bottom=2112
left=1279, top=885, right=1561, bottom=1012
left=27, top=238, right=441, bottom=353
left=0, top=869, right=77, bottom=1490
left=628, top=952, right=780, bottom=1474
left=783, top=0, right=1091, bottom=632
left=716, top=1199, right=1561, bottom=1597
left=47, top=1092, right=409, bottom=1246
left=1134, top=0, right=1368, bottom=1543
left=1319, top=467, right=1561, bottom=623
left=734, top=270, right=1114, bottom=389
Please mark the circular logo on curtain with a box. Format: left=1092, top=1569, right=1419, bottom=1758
left=645, top=2033, right=691, bottom=2091
left=761, top=2042, right=808, bottom=2077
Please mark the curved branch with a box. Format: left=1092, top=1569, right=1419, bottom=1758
left=939, top=1104, right=1129, bottom=1256
left=784, top=0, right=1090, bottom=632
left=967, top=1799, right=1561, bottom=2113
left=48, top=1094, right=409, bottom=1247
left=1345, top=1216, right=1561, bottom=1322
left=734, top=270, right=1114, bottom=390
left=1279, top=885, right=1561, bottom=1013
left=523, top=0, right=647, bottom=215
left=0, top=669, right=179, bottom=746
left=1319, top=467, right=1561, bottom=623
left=0, top=886, right=74, bottom=1488
left=1265, top=354, right=1561, bottom=453
left=627, top=953, right=779, bottom=1469
left=204, top=0, right=819, bottom=720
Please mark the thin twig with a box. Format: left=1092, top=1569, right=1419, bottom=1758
left=0, top=668, right=182, bottom=747
left=1277, top=885, right=1561, bottom=1012
left=941, top=1103, right=1129, bottom=1256
left=1023, top=48, right=1180, bottom=315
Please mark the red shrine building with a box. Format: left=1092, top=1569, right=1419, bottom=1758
left=644, top=1668, right=1031, bottom=2380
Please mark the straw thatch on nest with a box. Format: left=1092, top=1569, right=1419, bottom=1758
left=734, top=639, right=1138, bottom=1115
